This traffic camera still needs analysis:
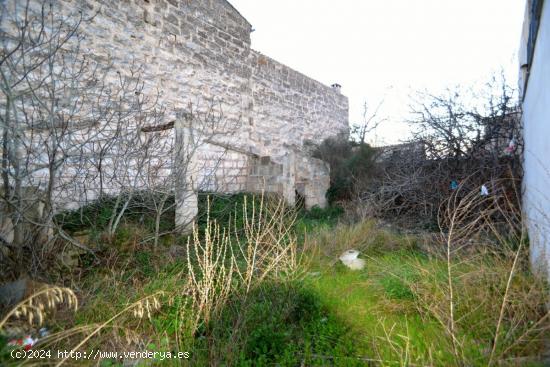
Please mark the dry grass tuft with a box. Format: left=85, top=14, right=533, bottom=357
left=411, top=177, right=550, bottom=365
left=312, top=219, right=416, bottom=262
left=0, top=286, right=78, bottom=330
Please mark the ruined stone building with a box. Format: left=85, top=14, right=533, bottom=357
left=0, top=0, right=349, bottom=235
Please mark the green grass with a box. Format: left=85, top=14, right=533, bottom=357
left=189, top=281, right=360, bottom=366
left=67, top=240, right=541, bottom=366
left=303, top=240, right=549, bottom=366
left=305, top=251, right=456, bottom=365
left=4, top=193, right=547, bottom=367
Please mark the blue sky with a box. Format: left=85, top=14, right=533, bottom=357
left=230, top=0, right=526, bottom=145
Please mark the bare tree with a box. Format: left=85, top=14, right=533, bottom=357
left=1, top=1, right=95, bottom=274
left=350, top=100, right=386, bottom=145
left=353, top=76, right=522, bottom=226
left=0, top=1, right=244, bottom=278
left=138, top=100, right=239, bottom=246
left=0, top=1, right=165, bottom=275
left=409, top=75, right=521, bottom=164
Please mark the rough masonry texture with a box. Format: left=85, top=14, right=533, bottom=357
left=2, top=0, right=348, bottom=231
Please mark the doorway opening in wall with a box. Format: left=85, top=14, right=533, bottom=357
left=295, top=189, right=306, bottom=210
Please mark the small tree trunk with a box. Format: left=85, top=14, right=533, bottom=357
left=153, top=194, right=168, bottom=248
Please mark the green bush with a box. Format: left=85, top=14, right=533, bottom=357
left=312, top=137, right=378, bottom=203
left=194, top=281, right=359, bottom=366
left=295, top=205, right=344, bottom=235
left=196, top=193, right=261, bottom=231
left=55, top=193, right=176, bottom=234
left=303, top=205, right=344, bottom=222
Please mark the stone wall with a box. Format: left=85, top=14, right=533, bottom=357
left=2, top=0, right=348, bottom=226
left=250, top=52, right=349, bottom=157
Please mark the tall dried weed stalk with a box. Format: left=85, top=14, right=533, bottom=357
left=2, top=194, right=309, bottom=365
left=186, top=194, right=308, bottom=333
left=413, top=176, right=549, bottom=365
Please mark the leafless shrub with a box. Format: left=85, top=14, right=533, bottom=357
left=409, top=177, right=549, bottom=365
left=351, top=99, right=386, bottom=145
left=0, top=1, right=167, bottom=276
left=0, top=1, right=240, bottom=277
left=354, top=76, right=522, bottom=228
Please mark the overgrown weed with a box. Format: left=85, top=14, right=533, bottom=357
left=2, top=182, right=549, bottom=366
left=306, top=178, right=549, bottom=366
